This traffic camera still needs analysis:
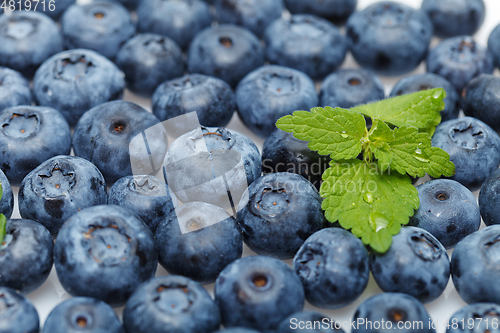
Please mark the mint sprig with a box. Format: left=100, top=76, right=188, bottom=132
left=276, top=88, right=455, bottom=253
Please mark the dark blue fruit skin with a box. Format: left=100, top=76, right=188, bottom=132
left=276, top=311, right=345, bottom=333
left=426, top=36, right=494, bottom=94
left=123, top=275, right=221, bottom=333
left=42, top=297, right=124, bottom=333
left=33, top=49, right=125, bottom=126
left=262, top=129, right=330, bottom=190
left=0, top=287, right=39, bottom=333
left=155, top=202, right=242, bottom=284
left=54, top=205, right=158, bottom=307
left=17, top=0, right=76, bottom=20
left=188, top=25, right=265, bottom=88
left=285, top=0, right=357, bottom=24
left=431, top=116, right=500, bottom=191
left=0, top=219, right=53, bottom=294
left=19, top=155, right=108, bottom=237
left=451, top=225, right=500, bottom=304
left=236, top=65, right=318, bottom=138
left=421, top=0, right=485, bottom=38
left=264, top=14, right=347, bottom=80
left=108, top=175, right=177, bottom=234
left=214, top=255, right=305, bottom=331
left=0, top=67, right=31, bottom=113
left=61, top=2, right=135, bottom=60
left=410, top=179, right=481, bottom=249
left=152, top=74, right=236, bottom=127
left=0, top=11, right=62, bottom=78
left=389, top=73, right=459, bottom=122
left=293, top=228, right=369, bottom=309
left=116, top=34, right=184, bottom=97
left=463, top=74, right=500, bottom=132
left=212, top=329, right=261, bottom=333
left=237, top=173, right=325, bottom=259
left=346, top=1, right=432, bottom=76
left=352, top=293, right=434, bottom=333
left=320, top=68, right=385, bottom=109
left=370, top=226, right=450, bottom=303
left=73, top=101, right=166, bottom=183
left=0, top=106, right=71, bottom=185
left=489, top=24, right=500, bottom=68
left=215, top=0, right=284, bottom=37
left=102, top=0, right=139, bottom=10
left=479, top=168, right=500, bottom=226
left=0, top=169, right=14, bottom=218
left=137, top=0, right=211, bottom=50
left=446, top=303, right=500, bottom=333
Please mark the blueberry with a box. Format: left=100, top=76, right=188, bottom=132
left=488, top=23, right=500, bottom=68
left=73, top=101, right=166, bottom=183
left=294, top=228, right=369, bottom=309
left=61, top=2, right=135, bottom=60
left=0, top=287, right=39, bottom=333
left=155, top=201, right=242, bottom=284
left=0, top=219, right=53, bottom=294
left=462, top=74, right=500, bottom=132
left=446, top=303, right=500, bottom=333
left=188, top=25, right=265, bottom=88
left=163, top=126, right=261, bottom=209
left=479, top=168, right=500, bottom=226
left=421, top=0, right=485, bottom=38
left=0, top=169, right=13, bottom=218
left=215, top=0, right=284, bottom=37
left=284, top=0, right=357, bottom=24
left=320, top=68, right=385, bottom=109
left=370, top=227, right=450, bottom=303
left=0, top=67, right=31, bottom=113
left=137, top=0, right=211, bottom=50
left=431, top=116, right=500, bottom=190
left=19, top=155, right=107, bottom=237
left=33, top=49, right=125, bottom=126
left=352, top=292, right=434, bottom=333
left=116, top=34, right=184, bottom=97
left=152, top=74, right=236, bottom=127
left=426, top=36, right=494, bottom=93
left=0, top=12, right=62, bottom=77
left=102, top=0, right=139, bottom=10
left=346, top=1, right=432, bottom=76
left=108, top=175, right=177, bottom=234
left=389, top=73, right=459, bottom=122
left=54, top=205, right=158, bottom=307
left=276, top=311, right=344, bottom=333
left=212, top=329, right=261, bottom=333
left=42, top=297, right=124, bottom=333
left=236, top=65, right=318, bottom=138
left=16, top=0, right=76, bottom=20
left=0, top=106, right=71, bottom=185
left=451, top=225, right=500, bottom=304
left=262, top=129, right=330, bottom=190
left=215, top=255, right=305, bottom=331
left=264, top=14, right=347, bottom=80
left=237, top=173, right=325, bottom=259
left=410, top=179, right=480, bottom=249
left=123, top=275, right=220, bottom=333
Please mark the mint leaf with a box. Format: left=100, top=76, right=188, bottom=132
left=0, top=214, right=5, bottom=245
left=276, top=106, right=366, bottom=160
left=320, top=159, right=419, bottom=253
left=370, top=125, right=455, bottom=178
left=350, top=88, right=445, bottom=132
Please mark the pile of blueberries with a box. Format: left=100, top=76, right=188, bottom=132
left=2, top=0, right=500, bottom=332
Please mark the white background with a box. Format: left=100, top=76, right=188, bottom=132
left=11, top=0, right=500, bottom=331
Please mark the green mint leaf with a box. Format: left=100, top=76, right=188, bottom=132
left=350, top=88, right=445, bottom=132
left=0, top=214, right=5, bottom=245
left=276, top=106, right=366, bottom=160
left=320, top=159, right=419, bottom=253
left=370, top=126, right=455, bottom=178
